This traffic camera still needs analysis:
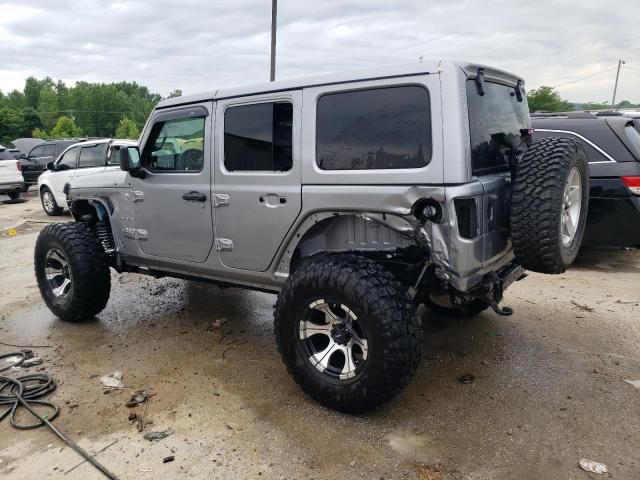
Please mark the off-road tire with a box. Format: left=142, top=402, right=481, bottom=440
left=274, top=254, right=422, bottom=413
left=35, top=222, right=111, bottom=322
left=8, top=191, right=20, bottom=200
left=510, top=137, right=589, bottom=273
left=40, top=187, right=63, bottom=216
left=426, top=297, right=490, bottom=317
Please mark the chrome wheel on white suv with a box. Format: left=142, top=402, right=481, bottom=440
left=40, top=187, right=63, bottom=216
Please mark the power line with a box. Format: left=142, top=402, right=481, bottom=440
left=37, top=110, right=144, bottom=114
left=551, top=66, right=618, bottom=88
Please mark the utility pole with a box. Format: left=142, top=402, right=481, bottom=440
left=270, top=0, right=277, bottom=82
left=611, top=59, right=625, bottom=107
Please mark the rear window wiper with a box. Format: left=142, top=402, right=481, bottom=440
left=474, top=68, right=485, bottom=96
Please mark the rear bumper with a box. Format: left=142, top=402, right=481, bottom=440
left=582, top=178, right=640, bottom=247
left=583, top=195, right=640, bottom=247
left=0, top=181, right=25, bottom=193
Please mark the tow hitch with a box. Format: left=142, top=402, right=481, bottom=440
left=483, top=263, right=526, bottom=316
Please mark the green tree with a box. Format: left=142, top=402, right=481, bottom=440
left=580, top=101, right=610, bottom=110
left=115, top=116, right=140, bottom=139
left=167, top=89, right=182, bottom=98
left=3, top=90, right=26, bottom=110
left=24, top=77, right=54, bottom=109
left=3, top=77, right=165, bottom=140
left=37, top=87, right=60, bottom=131
left=50, top=116, right=83, bottom=138
left=19, top=108, right=43, bottom=138
left=32, top=127, right=49, bottom=139
left=527, top=86, right=574, bottom=113
left=0, top=108, right=24, bottom=144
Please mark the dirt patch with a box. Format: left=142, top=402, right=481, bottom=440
left=0, top=201, right=639, bottom=479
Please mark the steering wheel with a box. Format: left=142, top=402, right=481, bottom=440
left=178, top=149, right=204, bottom=171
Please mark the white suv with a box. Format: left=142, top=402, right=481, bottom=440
left=0, top=146, right=24, bottom=199
left=37, top=139, right=136, bottom=215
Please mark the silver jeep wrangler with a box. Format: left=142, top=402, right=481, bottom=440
left=35, top=61, right=589, bottom=412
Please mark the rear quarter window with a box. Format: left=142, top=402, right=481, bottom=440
left=316, top=85, right=431, bottom=170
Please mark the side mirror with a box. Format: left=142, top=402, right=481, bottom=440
left=119, top=146, right=144, bottom=178
left=46, top=162, right=55, bottom=171
left=19, top=153, right=27, bottom=160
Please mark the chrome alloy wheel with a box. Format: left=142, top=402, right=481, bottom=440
left=561, top=167, right=582, bottom=247
left=299, top=299, right=368, bottom=380
left=42, top=191, right=55, bottom=213
left=45, top=249, right=72, bottom=298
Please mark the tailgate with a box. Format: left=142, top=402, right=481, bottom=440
left=0, top=160, right=22, bottom=182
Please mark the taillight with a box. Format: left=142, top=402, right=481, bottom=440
left=621, top=176, right=640, bottom=195
left=16, top=162, right=21, bottom=171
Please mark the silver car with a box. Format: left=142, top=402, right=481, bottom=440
left=34, top=61, right=589, bottom=412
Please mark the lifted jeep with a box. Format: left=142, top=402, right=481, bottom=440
left=35, top=61, right=589, bottom=412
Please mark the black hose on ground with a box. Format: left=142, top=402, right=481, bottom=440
left=0, top=350, right=120, bottom=480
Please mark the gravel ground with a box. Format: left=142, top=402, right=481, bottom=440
left=0, top=193, right=639, bottom=480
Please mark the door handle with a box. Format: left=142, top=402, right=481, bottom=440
left=259, top=194, right=286, bottom=207
left=182, top=191, right=207, bottom=202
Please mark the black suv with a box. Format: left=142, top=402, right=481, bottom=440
left=532, top=112, right=640, bottom=247
left=19, top=139, right=86, bottom=187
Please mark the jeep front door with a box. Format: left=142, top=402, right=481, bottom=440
left=214, top=91, right=302, bottom=271
left=131, top=104, right=214, bottom=263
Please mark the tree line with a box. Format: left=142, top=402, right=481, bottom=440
left=526, top=85, right=639, bottom=113
left=1, top=77, right=638, bottom=146
left=0, top=76, right=182, bottom=145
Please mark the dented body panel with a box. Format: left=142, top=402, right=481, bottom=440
left=67, top=60, right=525, bottom=299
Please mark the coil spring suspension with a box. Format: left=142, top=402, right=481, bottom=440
left=96, top=220, right=116, bottom=255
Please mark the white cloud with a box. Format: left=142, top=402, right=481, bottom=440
left=0, top=0, right=638, bottom=102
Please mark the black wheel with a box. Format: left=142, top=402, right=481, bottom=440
left=275, top=254, right=421, bottom=413
left=40, top=187, right=63, bottom=216
left=511, top=137, right=589, bottom=273
left=35, top=222, right=111, bottom=322
left=8, top=191, right=20, bottom=200
left=425, top=294, right=489, bottom=317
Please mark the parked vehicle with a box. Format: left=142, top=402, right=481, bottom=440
left=532, top=112, right=640, bottom=247
left=0, top=147, right=25, bottom=199
left=35, top=62, right=589, bottom=412
left=37, top=139, right=136, bottom=216
left=19, top=139, right=86, bottom=187
left=9, top=138, right=45, bottom=158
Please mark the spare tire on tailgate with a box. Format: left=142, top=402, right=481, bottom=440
left=510, top=137, right=589, bottom=274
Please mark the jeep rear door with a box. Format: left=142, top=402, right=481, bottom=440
left=213, top=90, right=302, bottom=271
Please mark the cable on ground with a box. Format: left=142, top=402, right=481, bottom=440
left=0, top=349, right=120, bottom=479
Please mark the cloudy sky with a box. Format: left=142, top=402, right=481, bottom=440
left=1, top=0, right=638, bottom=103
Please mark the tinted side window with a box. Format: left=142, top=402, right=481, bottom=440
left=142, top=116, right=205, bottom=172
left=29, top=146, right=45, bottom=158
left=78, top=143, right=108, bottom=168
left=316, top=86, right=431, bottom=170
left=58, top=147, right=78, bottom=170
left=43, top=144, right=57, bottom=156
left=224, top=102, right=293, bottom=172
left=224, top=102, right=292, bottom=172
